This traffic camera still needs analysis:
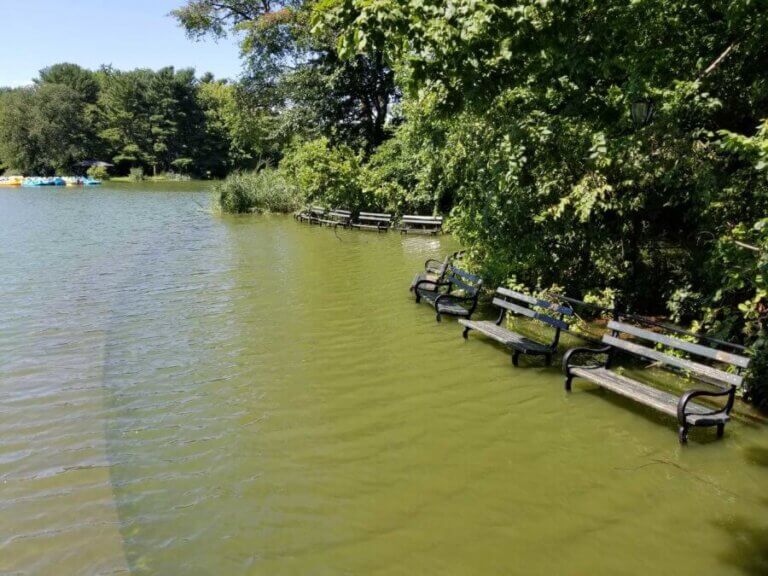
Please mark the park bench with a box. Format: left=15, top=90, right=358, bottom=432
left=295, top=205, right=326, bottom=224
left=414, top=265, right=482, bottom=322
left=352, top=212, right=393, bottom=231
left=399, top=215, right=443, bottom=235
left=563, top=320, right=751, bottom=444
left=459, top=288, right=574, bottom=366
left=317, top=208, right=352, bottom=227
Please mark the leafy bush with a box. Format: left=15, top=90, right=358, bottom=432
left=217, top=168, right=299, bottom=214
left=280, top=138, right=366, bottom=211
left=128, top=167, right=145, bottom=181
left=87, top=165, right=109, bottom=180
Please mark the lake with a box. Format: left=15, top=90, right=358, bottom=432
left=1, top=184, right=767, bottom=575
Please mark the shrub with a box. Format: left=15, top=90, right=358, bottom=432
left=87, top=165, right=110, bottom=180
left=128, top=167, right=145, bottom=181
left=217, top=168, right=299, bottom=214
left=280, top=138, right=366, bottom=211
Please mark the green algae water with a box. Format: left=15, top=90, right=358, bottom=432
left=1, top=184, right=768, bottom=576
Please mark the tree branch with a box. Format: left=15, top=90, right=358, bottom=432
left=698, top=43, right=738, bottom=80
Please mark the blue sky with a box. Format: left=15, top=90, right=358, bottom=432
left=0, top=0, right=243, bottom=87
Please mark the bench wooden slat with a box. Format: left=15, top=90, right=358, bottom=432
left=608, top=321, right=750, bottom=369
left=602, top=335, right=743, bottom=387
left=358, top=212, right=392, bottom=220
left=450, top=267, right=481, bottom=284
left=449, top=275, right=478, bottom=294
left=493, top=298, right=569, bottom=331
left=459, top=320, right=553, bottom=353
left=402, top=215, right=443, bottom=222
left=570, top=367, right=728, bottom=423
left=496, top=287, right=574, bottom=316
left=353, top=223, right=386, bottom=230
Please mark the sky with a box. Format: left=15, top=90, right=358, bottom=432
left=0, top=0, right=243, bottom=87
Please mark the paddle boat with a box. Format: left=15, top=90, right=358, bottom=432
left=0, top=176, right=23, bottom=187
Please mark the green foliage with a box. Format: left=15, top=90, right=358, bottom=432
left=87, top=165, right=109, bottom=180
left=322, top=0, right=768, bottom=405
left=36, top=63, right=99, bottom=103
left=280, top=137, right=365, bottom=210
left=173, top=0, right=397, bottom=152
left=217, top=167, right=299, bottom=214
left=0, top=83, right=91, bottom=174
left=128, top=167, right=145, bottom=181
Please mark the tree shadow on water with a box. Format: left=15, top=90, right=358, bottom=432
left=717, top=446, right=768, bottom=576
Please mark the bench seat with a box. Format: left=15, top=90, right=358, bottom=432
left=417, top=290, right=471, bottom=316
left=458, top=320, right=552, bottom=354
left=569, top=367, right=729, bottom=426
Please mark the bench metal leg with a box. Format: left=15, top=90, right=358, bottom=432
left=565, top=376, right=573, bottom=392
left=678, top=425, right=689, bottom=445
left=512, top=351, right=520, bottom=367
left=436, top=312, right=442, bottom=323
left=545, top=353, right=552, bottom=366
left=462, top=326, right=471, bottom=339
left=716, top=423, right=725, bottom=438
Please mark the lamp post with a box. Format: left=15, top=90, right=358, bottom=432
left=631, top=99, right=655, bottom=128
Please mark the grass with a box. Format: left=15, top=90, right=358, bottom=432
left=216, top=168, right=300, bottom=214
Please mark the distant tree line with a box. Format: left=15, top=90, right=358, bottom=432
left=0, top=63, right=281, bottom=177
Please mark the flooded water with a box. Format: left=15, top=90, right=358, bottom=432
left=1, top=184, right=767, bottom=576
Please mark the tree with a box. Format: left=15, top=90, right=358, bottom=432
left=0, top=84, right=89, bottom=174
left=172, top=0, right=397, bottom=151
left=0, top=88, right=38, bottom=174
left=36, top=63, right=99, bottom=104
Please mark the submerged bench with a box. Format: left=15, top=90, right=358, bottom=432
left=460, top=289, right=573, bottom=366
left=399, top=215, right=443, bottom=235
left=414, top=265, right=482, bottom=322
left=317, top=209, right=352, bottom=227
left=563, top=320, right=751, bottom=443
left=295, top=205, right=326, bottom=224
left=352, top=212, right=392, bottom=231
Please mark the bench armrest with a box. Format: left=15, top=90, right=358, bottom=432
left=562, top=345, right=612, bottom=373
left=677, top=386, right=736, bottom=425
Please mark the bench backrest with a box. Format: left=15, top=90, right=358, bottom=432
left=493, top=288, right=573, bottom=331
left=309, top=205, right=326, bottom=216
left=328, top=209, right=351, bottom=219
left=445, top=265, right=482, bottom=295
left=402, top=215, right=443, bottom=228
left=603, top=320, right=750, bottom=388
left=358, top=212, right=392, bottom=223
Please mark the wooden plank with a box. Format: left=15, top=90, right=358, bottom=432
left=602, top=335, right=743, bottom=387
left=496, top=287, right=573, bottom=315
left=402, top=215, right=443, bottom=222
left=449, top=276, right=477, bottom=294
left=352, top=223, right=388, bottom=230
left=569, top=367, right=727, bottom=421
left=608, top=321, right=750, bottom=368
left=358, top=212, right=392, bottom=220
left=493, top=298, right=570, bottom=330
left=460, top=320, right=551, bottom=352
left=450, top=267, right=481, bottom=283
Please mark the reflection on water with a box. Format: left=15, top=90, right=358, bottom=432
left=1, top=185, right=768, bottom=575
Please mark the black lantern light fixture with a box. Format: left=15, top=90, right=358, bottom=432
left=631, top=99, right=655, bottom=128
